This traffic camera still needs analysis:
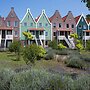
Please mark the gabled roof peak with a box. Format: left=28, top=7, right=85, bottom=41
left=27, top=8, right=30, bottom=12
left=42, top=9, right=45, bottom=13
left=11, top=7, right=14, bottom=10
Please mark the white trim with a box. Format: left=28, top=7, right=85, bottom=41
left=51, top=23, right=52, bottom=41
left=20, top=8, right=36, bottom=24
left=76, top=14, right=88, bottom=27
left=20, top=23, right=22, bottom=40
left=36, top=9, right=51, bottom=25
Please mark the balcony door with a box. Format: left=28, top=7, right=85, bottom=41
left=2, top=30, right=5, bottom=39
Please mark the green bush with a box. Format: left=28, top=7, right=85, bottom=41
left=0, top=69, right=14, bottom=90
left=74, top=75, right=90, bottom=90
left=86, top=40, right=90, bottom=50
left=48, top=40, right=58, bottom=49
left=65, top=54, right=85, bottom=69
left=23, top=44, right=46, bottom=64
left=0, top=69, right=89, bottom=90
left=55, top=49, right=69, bottom=55
left=58, top=43, right=67, bottom=50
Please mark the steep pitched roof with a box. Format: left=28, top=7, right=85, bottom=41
left=6, top=7, right=19, bottom=20
left=49, top=10, right=62, bottom=22
left=75, top=15, right=81, bottom=24
left=62, top=15, right=68, bottom=22
left=35, top=15, right=40, bottom=22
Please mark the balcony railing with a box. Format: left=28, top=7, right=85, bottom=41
left=6, top=35, right=13, bottom=40
left=83, top=36, right=90, bottom=40
left=39, top=35, right=45, bottom=40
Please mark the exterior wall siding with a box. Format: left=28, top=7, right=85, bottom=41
left=77, top=16, right=88, bottom=39
left=37, top=12, right=52, bottom=40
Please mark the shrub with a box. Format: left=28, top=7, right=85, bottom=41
left=23, top=44, right=46, bottom=64
left=55, top=49, right=69, bottom=55
left=9, top=40, right=21, bottom=61
left=0, top=69, right=14, bottom=90
left=65, top=54, right=85, bottom=69
left=74, top=75, right=90, bottom=90
left=86, top=40, right=90, bottom=50
left=58, top=43, right=67, bottom=50
left=48, top=40, right=58, bottom=49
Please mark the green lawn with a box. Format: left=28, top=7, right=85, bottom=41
left=0, top=51, right=89, bottom=74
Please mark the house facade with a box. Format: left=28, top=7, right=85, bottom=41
left=75, top=14, right=89, bottom=40
left=49, top=10, right=75, bottom=48
left=5, top=7, right=20, bottom=40
left=20, top=9, right=52, bottom=47
left=0, top=16, right=13, bottom=49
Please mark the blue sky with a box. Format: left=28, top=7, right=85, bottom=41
left=0, top=0, right=89, bottom=19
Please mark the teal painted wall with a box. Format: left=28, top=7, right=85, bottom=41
left=89, top=24, right=90, bottom=30
left=20, top=11, right=36, bottom=40
left=37, top=13, right=52, bottom=40
left=77, top=16, right=88, bottom=39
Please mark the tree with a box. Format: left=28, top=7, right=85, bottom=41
left=23, top=44, right=46, bottom=65
left=81, top=0, right=90, bottom=10
left=86, top=14, right=90, bottom=20
left=9, top=40, right=21, bottom=60
left=22, top=31, right=33, bottom=46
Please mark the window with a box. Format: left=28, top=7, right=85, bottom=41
left=24, top=22, right=27, bottom=26
left=40, top=31, right=43, bottom=35
left=83, top=25, right=87, bottom=29
left=59, top=23, right=61, bottom=28
left=15, top=31, right=18, bottom=37
left=53, top=32, right=56, bottom=36
left=53, top=23, right=56, bottom=28
left=14, top=21, right=18, bottom=27
left=45, top=23, right=48, bottom=27
left=66, top=24, right=69, bottom=28
left=45, top=32, right=48, bottom=36
left=30, top=23, right=33, bottom=27
left=81, top=18, right=84, bottom=22
left=78, top=25, right=82, bottom=29
left=60, top=31, right=64, bottom=35
left=7, top=30, right=12, bottom=35
left=39, top=23, right=42, bottom=27
left=72, top=24, right=74, bottom=28
left=7, top=21, right=10, bottom=27
left=86, top=32, right=89, bottom=36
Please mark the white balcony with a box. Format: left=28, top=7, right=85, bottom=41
left=58, top=36, right=65, bottom=40
left=6, top=35, right=13, bottom=40
left=83, top=36, right=90, bottom=40
left=39, top=35, right=45, bottom=40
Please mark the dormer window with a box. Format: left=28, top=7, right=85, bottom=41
left=83, top=25, right=87, bottom=29
left=7, top=21, right=10, bottom=27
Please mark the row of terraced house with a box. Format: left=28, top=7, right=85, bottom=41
left=0, top=7, right=90, bottom=49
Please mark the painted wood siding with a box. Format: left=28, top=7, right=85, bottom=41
left=20, top=10, right=36, bottom=40
left=37, top=13, right=52, bottom=40
left=77, top=16, right=88, bottom=38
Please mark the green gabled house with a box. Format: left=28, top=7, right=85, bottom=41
left=75, top=14, right=88, bottom=39
left=20, top=9, right=52, bottom=47
left=36, top=10, right=52, bottom=46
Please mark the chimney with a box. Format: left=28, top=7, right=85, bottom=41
left=11, top=7, right=14, bottom=10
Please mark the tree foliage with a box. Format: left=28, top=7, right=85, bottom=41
left=23, top=44, right=46, bottom=64
left=82, top=0, right=90, bottom=10
left=70, top=33, right=84, bottom=50
left=58, top=43, right=67, bottom=50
